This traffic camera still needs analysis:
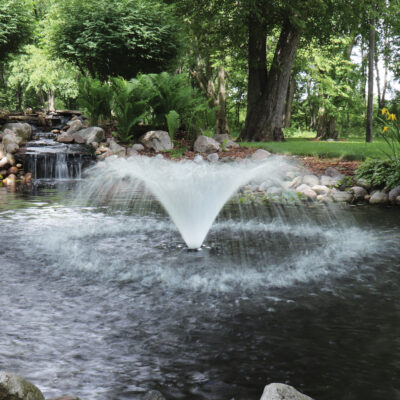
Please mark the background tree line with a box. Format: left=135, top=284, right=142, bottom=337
left=1, top=0, right=400, bottom=142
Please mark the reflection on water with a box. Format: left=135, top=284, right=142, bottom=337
left=0, top=186, right=400, bottom=400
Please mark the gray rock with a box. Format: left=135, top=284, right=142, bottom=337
left=66, top=119, right=83, bottom=133
left=288, top=176, right=302, bottom=189
left=296, top=184, right=317, bottom=200
left=251, top=149, right=271, bottom=161
left=193, top=135, right=220, bottom=153
left=207, top=153, right=219, bottom=162
left=388, top=185, right=400, bottom=203
left=109, top=140, right=127, bottom=157
left=97, top=149, right=114, bottom=160
left=396, top=196, right=400, bottom=205
left=356, top=178, right=372, bottom=190
left=369, top=191, right=389, bottom=204
left=312, top=185, right=330, bottom=195
left=302, top=174, right=319, bottom=187
left=260, top=383, right=313, bottom=400
left=332, top=190, right=353, bottom=202
left=127, top=147, right=139, bottom=157
left=57, top=133, right=74, bottom=143
left=324, top=167, right=342, bottom=177
left=72, top=133, right=86, bottom=144
left=193, top=154, right=204, bottom=163
left=0, top=371, right=45, bottom=400
left=143, top=390, right=166, bottom=400
left=213, top=133, right=239, bottom=148
left=266, top=186, right=283, bottom=195
left=2, top=131, right=22, bottom=154
left=320, top=175, right=341, bottom=187
left=2, top=123, right=32, bottom=142
left=141, top=130, right=173, bottom=152
left=350, top=186, right=368, bottom=200
left=78, top=127, right=105, bottom=145
left=132, top=143, right=145, bottom=152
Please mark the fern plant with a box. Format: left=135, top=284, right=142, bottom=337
left=165, top=110, right=180, bottom=140
left=110, top=77, right=150, bottom=143
left=78, top=77, right=112, bottom=125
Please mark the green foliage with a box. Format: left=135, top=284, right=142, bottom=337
left=379, top=109, right=400, bottom=160
left=355, top=159, right=400, bottom=189
left=78, top=77, right=112, bottom=125
left=0, top=0, right=32, bottom=61
left=165, top=110, right=180, bottom=141
left=45, top=0, right=180, bottom=80
left=110, top=77, right=149, bottom=143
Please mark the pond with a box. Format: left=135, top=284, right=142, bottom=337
left=1, top=184, right=400, bottom=400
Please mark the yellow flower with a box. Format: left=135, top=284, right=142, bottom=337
left=381, top=108, right=389, bottom=116
left=389, top=113, right=397, bottom=121
left=382, top=126, right=389, bottom=133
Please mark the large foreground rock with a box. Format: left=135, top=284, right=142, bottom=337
left=78, top=127, right=105, bottom=145
left=260, top=383, right=313, bottom=400
left=2, top=123, right=32, bottom=142
left=141, top=130, right=173, bottom=152
left=193, top=135, right=220, bottom=153
left=369, top=191, right=389, bottom=204
left=0, top=371, right=45, bottom=400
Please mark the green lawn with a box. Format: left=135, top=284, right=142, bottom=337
left=241, top=138, right=390, bottom=161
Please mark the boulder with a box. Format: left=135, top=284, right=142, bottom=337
left=302, top=174, right=319, bottom=187
left=193, top=135, right=220, bottom=153
left=127, top=147, right=139, bottom=157
left=143, top=390, right=166, bottom=400
left=324, top=167, right=342, bottom=177
left=78, top=127, right=105, bottom=145
left=2, top=131, right=22, bottom=154
left=109, top=140, right=126, bottom=157
left=296, top=184, right=317, bottom=200
left=132, top=143, right=145, bottom=152
left=260, top=383, right=313, bottom=400
left=141, top=130, right=173, bottom=152
left=350, top=186, right=368, bottom=201
left=288, top=176, right=302, bottom=189
left=2, top=123, right=32, bottom=142
left=251, top=149, right=272, bottom=161
left=57, top=133, right=74, bottom=143
left=396, top=196, right=400, bottom=205
left=388, top=185, right=400, bottom=203
left=0, top=371, right=45, bottom=400
left=71, top=133, right=86, bottom=144
left=213, top=133, right=239, bottom=148
left=356, top=178, right=372, bottom=190
left=332, top=190, right=353, bottom=203
left=66, top=119, right=83, bottom=133
left=369, top=191, right=389, bottom=205
left=320, top=175, right=340, bottom=187
left=312, top=185, right=330, bottom=195
left=207, top=153, right=219, bottom=162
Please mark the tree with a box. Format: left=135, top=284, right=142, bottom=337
left=366, top=3, right=376, bottom=143
left=0, top=0, right=32, bottom=62
left=45, top=0, right=180, bottom=80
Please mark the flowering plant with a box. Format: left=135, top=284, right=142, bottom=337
left=379, top=108, right=400, bottom=160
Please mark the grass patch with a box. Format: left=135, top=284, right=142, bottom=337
left=241, top=138, right=389, bottom=161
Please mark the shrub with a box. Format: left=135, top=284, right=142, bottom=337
left=355, top=159, right=400, bottom=189
left=165, top=110, right=180, bottom=141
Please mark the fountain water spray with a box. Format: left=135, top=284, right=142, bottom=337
left=83, top=155, right=291, bottom=248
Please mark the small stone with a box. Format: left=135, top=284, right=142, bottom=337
left=356, top=178, right=372, bottom=190
left=260, top=383, right=313, bottom=400
left=193, top=154, right=204, bottom=163
left=51, top=129, right=60, bottom=134
left=109, top=140, right=127, bottom=157
left=288, top=176, right=302, bottom=189
left=296, top=184, right=317, bottom=200
left=251, top=149, right=271, bottom=161
left=155, top=154, right=164, bottom=159
left=57, top=133, right=74, bottom=143
left=320, top=175, right=341, bottom=187
left=16, top=163, right=22, bottom=168
left=207, top=153, right=219, bottom=162
left=302, top=174, right=319, bottom=187
left=332, top=190, right=353, bottom=202
left=350, top=186, right=368, bottom=200
left=127, top=147, right=138, bottom=157
left=66, top=119, right=83, bottom=133
left=132, top=143, right=145, bottom=152
left=8, top=166, right=18, bottom=175
left=369, top=191, right=389, bottom=204
left=213, top=133, right=239, bottom=148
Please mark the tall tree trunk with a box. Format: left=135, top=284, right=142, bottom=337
left=306, top=77, right=316, bottom=129
left=241, top=18, right=300, bottom=141
left=282, top=74, right=296, bottom=128
left=48, top=89, right=55, bottom=112
left=366, top=7, right=375, bottom=143
left=216, top=66, right=229, bottom=135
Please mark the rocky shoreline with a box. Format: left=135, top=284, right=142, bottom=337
left=0, top=371, right=313, bottom=400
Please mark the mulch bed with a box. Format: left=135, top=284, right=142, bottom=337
left=298, top=157, right=360, bottom=176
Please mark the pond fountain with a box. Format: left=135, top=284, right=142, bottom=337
left=1, top=154, right=400, bottom=400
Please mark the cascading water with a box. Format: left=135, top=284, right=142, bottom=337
left=82, top=155, right=293, bottom=249
left=18, top=130, right=93, bottom=181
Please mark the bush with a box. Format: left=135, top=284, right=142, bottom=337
left=355, top=159, right=400, bottom=189
left=78, top=77, right=112, bottom=125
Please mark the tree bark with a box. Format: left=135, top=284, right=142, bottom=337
left=241, top=18, right=300, bottom=142
left=366, top=6, right=375, bottom=143
left=216, top=66, right=229, bottom=134
left=48, top=89, right=55, bottom=112
left=282, top=74, right=296, bottom=128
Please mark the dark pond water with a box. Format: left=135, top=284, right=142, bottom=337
left=0, top=185, right=400, bottom=400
